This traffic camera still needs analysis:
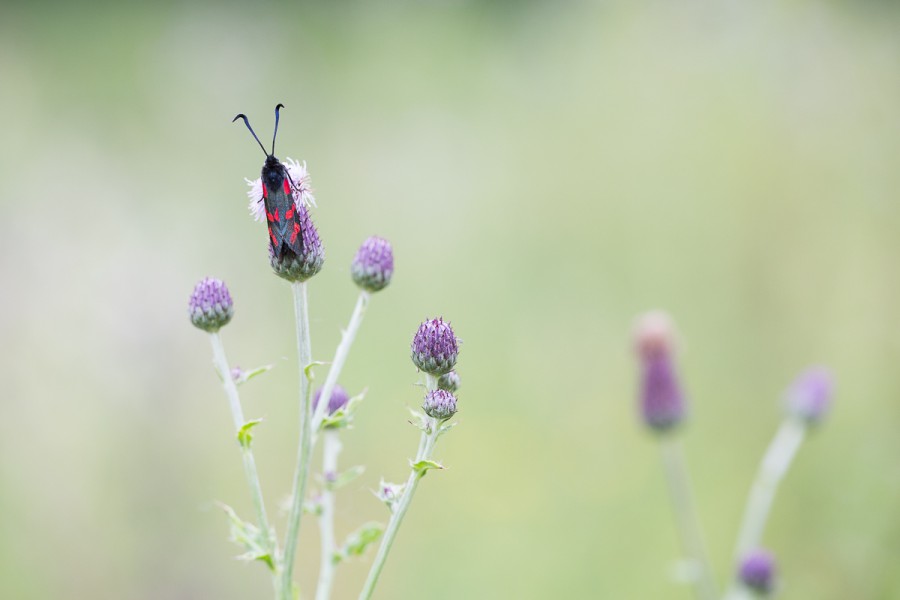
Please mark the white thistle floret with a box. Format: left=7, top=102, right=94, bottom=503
left=246, top=157, right=317, bottom=223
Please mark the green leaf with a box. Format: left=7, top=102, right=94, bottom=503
left=438, top=421, right=458, bottom=437
left=410, top=459, right=444, bottom=474
left=320, top=391, right=367, bottom=430
left=303, top=360, right=327, bottom=381
left=336, top=522, right=384, bottom=562
left=237, top=419, right=263, bottom=449
left=326, top=465, right=365, bottom=490
left=241, top=364, right=273, bottom=384
left=218, top=503, right=275, bottom=572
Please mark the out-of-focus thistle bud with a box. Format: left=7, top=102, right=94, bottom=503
left=422, top=389, right=457, bottom=421
left=189, top=278, right=234, bottom=332
left=411, top=318, right=459, bottom=376
left=437, top=370, right=460, bottom=393
left=784, top=367, right=833, bottom=425
left=738, top=549, right=776, bottom=595
left=269, top=204, right=325, bottom=282
left=351, top=236, right=394, bottom=292
left=377, top=480, right=405, bottom=512
left=314, top=384, right=351, bottom=418
left=633, top=311, right=686, bottom=433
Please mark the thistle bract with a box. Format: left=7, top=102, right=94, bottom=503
left=437, top=370, right=460, bottom=393
left=314, top=384, right=350, bottom=417
left=423, top=389, right=457, bottom=420
left=269, top=204, right=325, bottom=282
left=785, top=367, right=833, bottom=425
left=411, top=318, right=459, bottom=376
left=351, top=236, right=394, bottom=292
left=739, top=549, right=776, bottom=595
left=634, top=311, right=685, bottom=432
left=189, top=278, right=234, bottom=332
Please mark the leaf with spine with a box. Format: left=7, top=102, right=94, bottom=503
left=237, top=419, right=263, bottom=449
left=335, top=522, right=384, bottom=563
left=237, top=364, right=273, bottom=385
left=438, top=421, right=458, bottom=437
left=407, top=408, right=430, bottom=433
left=218, top=503, right=275, bottom=571
left=410, top=459, right=444, bottom=475
left=303, top=360, right=327, bottom=382
left=319, top=391, right=366, bottom=430
left=325, top=465, right=365, bottom=491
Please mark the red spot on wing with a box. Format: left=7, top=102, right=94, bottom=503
left=283, top=179, right=291, bottom=195
left=266, top=211, right=275, bottom=222
left=290, top=221, right=301, bottom=244
left=268, top=226, right=277, bottom=247
left=285, top=206, right=294, bottom=220
left=262, top=183, right=268, bottom=199
left=273, top=208, right=279, bottom=222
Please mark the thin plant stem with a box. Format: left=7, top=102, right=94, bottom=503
left=659, top=436, right=718, bottom=600
left=282, top=281, right=314, bottom=599
left=732, top=417, right=807, bottom=559
left=311, top=291, right=370, bottom=436
left=209, top=332, right=279, bottom=594
left=315, top=431, right=342, bottom=600
left=358, top=374, right=440, bottom=600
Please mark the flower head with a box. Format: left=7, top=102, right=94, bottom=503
left=351, top=236, right=394, bottom=292
left=188, top=278, right=234, bottom=332
left=738, top=549, right=776, bottom=595
left=423, top=389, right=458, bottom=420
left=633, top=311, right=686, bottom=432
left=785, top=367, right=833, bottom=425
left=437, top=370, right=461, bottom=393
left=246, top=158, right=315, bottom=222
left=313, top=384, right=350, bottom=418
left=269, top=204, right=325, bottom=282
left=411, top=318, right=459, bottom=376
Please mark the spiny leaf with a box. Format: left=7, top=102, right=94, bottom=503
left=326, top=465, right=365, bottom=490
left=336, top=522, right=384, bottom=562
left=237, top=419, right=263, bottom=449
left=410, top=459, right=444, bottom=475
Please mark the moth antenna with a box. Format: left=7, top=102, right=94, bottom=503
left=272, top=103, right=285, bottom=155
left=232, top=113, right=268, bottom=156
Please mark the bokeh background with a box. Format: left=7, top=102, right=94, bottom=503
left=2, top=1, right=899, bottom=598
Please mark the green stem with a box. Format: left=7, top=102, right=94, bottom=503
left=311, top=291, right=370, bottom=438
left=358, top=374, right=440, bottom=600
left=209, top=332, right=279, bottom=595
left=659, top=436, right=718, bottom=600
left=282, top=281, right=314, bottom=599
left=315, top=431, right=342, bottom=600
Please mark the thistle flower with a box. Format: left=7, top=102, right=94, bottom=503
left=313, top=384, right=350, bottom=417
left=422, top=389, right=457, bottom=420
left=246, top=157, right=316, bottom=222
left=738, top=549, right=776, bottom=595
left=633, top=311, right=685, bottom=432
left=188, top=278, right=234, bottom=332
left=785, top=367, right=834, bottom=425
left=411, top=318, right=459, bottom=376
left=268, top=204, right=325, bottom=282
left=351, top=236, right=394, bottom=292
left=437, top=370, right=460, bottom=393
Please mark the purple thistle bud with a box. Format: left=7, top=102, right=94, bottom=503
left=351, top=236, right=394, bottom=293
left=188, top=278, right=234, bottom=333
left=230, top=366, right=244, bottom=382
left=738, top=549, right=776, bottom=595
left=422, top=389, right=457, bottom=420
left=634, top=311, right=686, bottom=432
left=785, top=367, right=834, bottom=425
left=269, top=204, right=325, bottom=282
left=313, top=384, right=350, bottom=417
left=437, top=370, right=460, bottom=394
left=411, top=318, right=459, bottom=376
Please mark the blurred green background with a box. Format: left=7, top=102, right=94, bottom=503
left=2, top=1, right=899, bottom=598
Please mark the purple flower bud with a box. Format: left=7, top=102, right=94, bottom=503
left=411, top=318, right=459, bottom=376
left=738, top=549, right=776, bottom=595
left=422, top=389, right=457, bottom=420
left=785, top=367, right=833, bottom=425
left=269, top=205, right=325, bottom=282
left=313, top=384, right=350, bottom=417
left=188, top=278, right=234, bottom=332
left=351, top=236, right=394, bottom=292
left=437, top=370, right=460, bottom=393
left=634, top=311, right=686, bottom=432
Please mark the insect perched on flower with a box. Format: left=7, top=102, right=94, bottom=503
left=233, top=104, right=314, bottom=260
